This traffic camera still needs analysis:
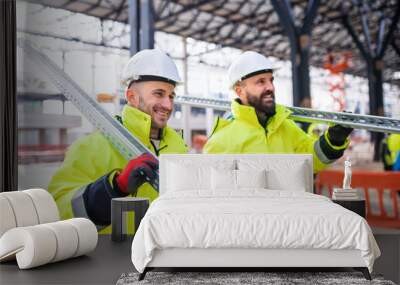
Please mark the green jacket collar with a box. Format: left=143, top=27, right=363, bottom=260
left=121, top=105, right=166, bottom=144
left=231, top=100, right=292, bottom=133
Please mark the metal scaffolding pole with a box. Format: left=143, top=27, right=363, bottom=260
left=271, top=0, right=320, bottom=107
left=129, top=0, right=154, bottom=55
left=140, top=0, right=155, bottom=50
left=182, top=37, right=191, bottom=147
left=0, top=0, right=17, bottom=192
left=129, top=0, right=140, bottom=55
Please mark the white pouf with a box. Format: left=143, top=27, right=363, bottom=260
left=0, top=189, right=98, bottom=269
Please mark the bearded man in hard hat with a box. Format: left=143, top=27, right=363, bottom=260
left=204, top=51, right=353, bottom=173
left=48, top=49, right=188, bottom=233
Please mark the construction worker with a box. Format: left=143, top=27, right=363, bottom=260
left=381, top=133, right=400, bottom=171
left=204, top=51, right=353, bottom=173
left=48, top=49, right=188, bottom=233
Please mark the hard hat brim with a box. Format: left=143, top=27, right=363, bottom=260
left=231, top=67, right=279, bottom=89
left=125, top=75, right=180, bottom=88
left=240, top=69, right=274, bottom=81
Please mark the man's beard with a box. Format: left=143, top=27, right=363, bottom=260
left=246, top=90, right=276, bottom=117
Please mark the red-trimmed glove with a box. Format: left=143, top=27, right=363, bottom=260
left=115, top=153, right=158, bottom=195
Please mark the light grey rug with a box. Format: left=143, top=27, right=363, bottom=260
left=117, top=271, right=395, bottom=285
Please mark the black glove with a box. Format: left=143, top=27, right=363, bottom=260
left=327, top=124, right=353, bottom=146
left=126, top=162, right=158, bottom=195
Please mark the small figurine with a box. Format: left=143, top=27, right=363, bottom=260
left=342, top=157, right=352, bottom=190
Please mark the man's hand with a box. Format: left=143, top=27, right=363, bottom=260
left=115, top=153, right=158, bottom=195
left=327, top=124, right=353, bottom=146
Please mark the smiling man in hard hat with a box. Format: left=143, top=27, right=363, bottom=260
left=204, top=51, right=352, bottom=173
left=48, top=49, right=188, bottom=233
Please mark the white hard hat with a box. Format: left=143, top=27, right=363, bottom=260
left=122, top=49, right=182, bottom=87
left=227, top=51, right=277, bottom=89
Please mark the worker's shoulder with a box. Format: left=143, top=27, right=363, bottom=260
left=163, top=125, right=187, bottom=146
left=388, top=133, right=400, bottom=150
left=209, top=117, right=235, bottom=136
left=164, top=125, right=185, bottom=140
left=275, top=107, right=302, bottom=129
left=163, top=126, right=189, bottom=152
left=281, top=116, right=300, bottom=128
left=389, top=133, right=400, bottom=142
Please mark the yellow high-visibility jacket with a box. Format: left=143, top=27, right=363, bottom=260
left=204, top=100, right=349, bottom=173
left=384, top=134, right=400, bottom=170
left=48, top=105, right=188, bottom=233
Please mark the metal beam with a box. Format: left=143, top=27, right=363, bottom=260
left=198, top=10, right=274, bottom=43
left=223, top=25, right=255, bottom=47
left=210, top=0, right=249, bottom=41
left=82, top=0, right=103, bottom=14
left=378, top=3, right=400, bottom=58
left=210, top=26, right=282, bottom=49
left=271, top=0, right=320, bottom=107
left=129, top=0, right=139, bottom=55
left=113, top=0, right=128, bottom=21
left=341, top=0, right=400, bottom=114
left=340, top=0, right=400, bottom=160
left=342, top=14, right=381, bottom=114
left=140, top=0, right=155, bottom=50
left=178, top=15, right=215, bottom=39
left=18, top=28, right=130, bottom=51
left=157, top=0, right=220, bottom=21
left=157, top=0, right=225, bottom=31
left=202, top=1, right=272, bottom=42
left=187, top=4, right=274, bottom=39
left=355, top=0, right=373, bottom=56
left=0, top=0, right=17, bottom=192
left=182, top=37, right=191, bottom=147
left=100, top=0, right=122, bottom=19
left=61, top=0, right=79, bottom=9
left=302, top=0, right=320, bottom=34
left=172, top=9, right=202, bottom=34
left=375, top=13, right=386, bottom=57
left=341, top=13, right=369, bottom=60
left=154, top=0, right=170, bottom=17
left=271, top=0, right=296, bottom=37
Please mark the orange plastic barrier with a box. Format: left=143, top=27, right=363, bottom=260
left=315, top=170, right=400, bottom=228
